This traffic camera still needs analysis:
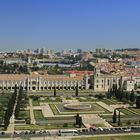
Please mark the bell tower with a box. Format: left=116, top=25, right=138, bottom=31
left=94, top=66, right=101, bottom=77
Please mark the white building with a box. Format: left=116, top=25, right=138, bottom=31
left=0, top=73, right=90, bottom=92
left=93, top=66, right=140, bottom=92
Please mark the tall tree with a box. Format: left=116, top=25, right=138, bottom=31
left=112, top=109, right=117, bottom=123
left=75, top=113, right=79, bottom=125
left=134, top=83, right=137, bottom=90
left=78, top=117, right=82, bottom=128
left=130, top=89, right=135, bottom=102
left=15, top=86, right=23, bottom=119
left=112, top=84, right=116, bottom=96
left=106, top=89, right=111, bottom=99
left=75, top=113, right=82, bottom=127
left=118, top=111, right=121, bottom=126
left=125, top=92, right=130, bottom=101
left=119, top=89, right=123, bottom=101
left=110, top=88, right=114, bottom=97
left=75, top=82, right=79, bottom=97
left=54, top=86, right=56, bottom=97
left=4, top=84, right=18, bottom=129
left=136, top=96, right=140, bottom=108
left=115, top=88, right=120, bottom=99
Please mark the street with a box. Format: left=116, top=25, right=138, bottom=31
left=1, top=126, right=140, bottom=139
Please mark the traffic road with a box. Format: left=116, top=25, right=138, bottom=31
left=1, top=126, right=140, bottom=139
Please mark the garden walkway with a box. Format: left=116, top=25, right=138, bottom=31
left=29, top=98, right=36, bottom=124
left=40, top=103, right=54, bottom=117
left=61, top=95, right=79, bottom=103
left=7, top=114, right=15, bottom=132
left=7, top=91, right=19, bottom=132
left=97, top=101, right=123, bottom=115
left=82, top=114, right=113, bottom=128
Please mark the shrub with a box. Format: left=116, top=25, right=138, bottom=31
left=25, top=118, right=30, bottom=124
left=63, top=123, right=68, bottom=127
left=95, top=94, right=105, bottom=99
left=33, top=96, right=39, bottom=100
left=126, top=120, right=131, bottom=125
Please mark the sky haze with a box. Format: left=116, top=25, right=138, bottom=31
left=0, top=0, right=140, bottom=51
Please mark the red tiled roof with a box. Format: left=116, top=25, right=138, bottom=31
left=0, top=73, right=83, bottom=81
left=96, top=62, right=140, bottom=77
left=64, top=70, right=93, bottom=75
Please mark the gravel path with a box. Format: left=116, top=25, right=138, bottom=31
left=29, top=98, right=36, bottom=124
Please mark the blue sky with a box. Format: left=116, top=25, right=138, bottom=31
left=0, top=0, right=140, bottom=51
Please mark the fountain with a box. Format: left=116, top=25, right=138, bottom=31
left=64, top=103, right=91, bottom=110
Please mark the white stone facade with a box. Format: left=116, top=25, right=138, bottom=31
left=0, top=73, right=90, bottom=91
left=93, top=67, right=139, bottom=92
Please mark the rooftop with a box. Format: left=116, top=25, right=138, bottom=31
left=96, top=62, right=140, bottom=77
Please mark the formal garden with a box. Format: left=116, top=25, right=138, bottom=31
left=0, top=91, right=12, bottom=130
left=1, top=86, right=140, bottom=131
left=49, top=103, right=110, bottom=115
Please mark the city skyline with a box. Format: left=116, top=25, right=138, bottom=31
left=0, top=0, right=140, bottom=51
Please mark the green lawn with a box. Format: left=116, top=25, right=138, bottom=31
left=20, top=98, right=29, bottom=108
left=129, top=107, right=140, bottom=115
left=34, top=110, right=44, bottom=120
left=0, top=110, right=5, bottom=124
left=15, top=123, right=84, bottom=130
left=41, top=97, right=62, bottom=102
left=110, top=98, right=123, bottom=104
left=65, top=96, right=72, bottom=100
left=49, top=104, right=59, bottom=115
left=73, top=135, right=140, bottom=140
left=46, top=116, right=75, bottom=120
left=101, top=98, right=116, bottom=105
left=32, top=99, right=40, bottom=106
left=76, top=97, right=121, bottom=106
left=28, top=89, right=93, bottom=95
left=32, top=97, right=62, bottom=105
left=0, top=92, right=11, bottom=107
left=77, top=96, right=96, bottom=102
left=118, top=108, right=137, bottom=116
left=50, top=102, right=111, bottom=115
left=0, top=93, right=12, bottom=124
left=15, top=114, right=86, bottom=130
left=18, top=110, right=30, bottom=119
